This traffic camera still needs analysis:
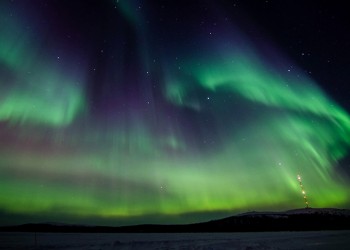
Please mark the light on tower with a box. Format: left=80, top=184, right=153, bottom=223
left=297, top=174, right=309, bottom=208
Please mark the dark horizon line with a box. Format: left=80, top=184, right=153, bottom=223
left=1, top=207, right=350, bottom=233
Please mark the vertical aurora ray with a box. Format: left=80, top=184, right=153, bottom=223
left=0, top=0, right=349, bottom=226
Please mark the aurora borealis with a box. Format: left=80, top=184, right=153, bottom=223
left=0, top=0, right=349, bottom=226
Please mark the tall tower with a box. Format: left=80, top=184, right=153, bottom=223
left=297, top=174, right=309, bottom=208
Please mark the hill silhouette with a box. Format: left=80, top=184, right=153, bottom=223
left=1, top=208, right=349, bottom=233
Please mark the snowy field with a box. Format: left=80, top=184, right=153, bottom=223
left=1, top=230, right=350, bottom=249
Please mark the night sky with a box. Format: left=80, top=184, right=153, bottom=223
left=0, top=0, right=349, bottom=226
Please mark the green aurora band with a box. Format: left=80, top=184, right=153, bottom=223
left=0, top=8, right=85, bottom=127
left=0, top=1, right=349, bottom=225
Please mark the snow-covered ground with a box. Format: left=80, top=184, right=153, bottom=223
left=1, top=230, right=349, bottom=249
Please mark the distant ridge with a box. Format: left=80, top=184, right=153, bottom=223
left=238, top=207, right=350, bottom=216
left=1, top=208, right=350, bottom=233
left=200, top=207, right=350, bottom=232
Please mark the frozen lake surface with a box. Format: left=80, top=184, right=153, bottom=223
left=1, top=230, right=350, bottom=249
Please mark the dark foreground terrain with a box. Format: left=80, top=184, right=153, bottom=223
left=1, top=208, right=349, bottom=233
left=1, top=208, right=350, bottom=249
left=1, top=231, right=350, bottom=249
